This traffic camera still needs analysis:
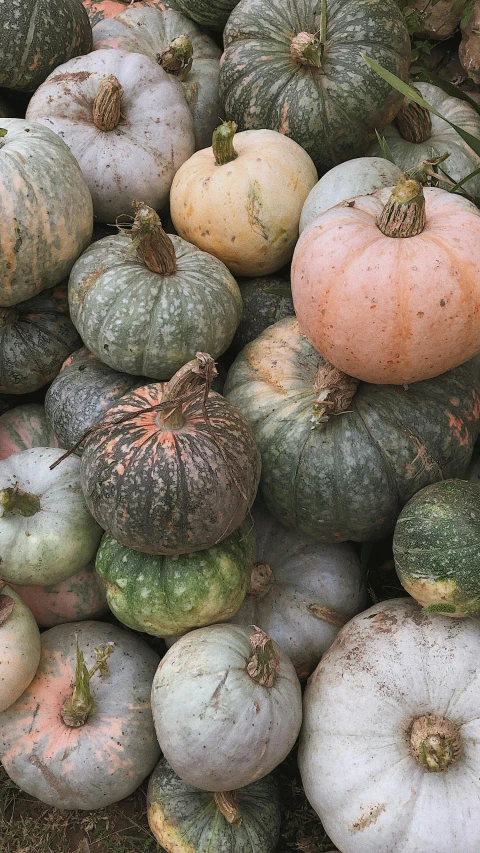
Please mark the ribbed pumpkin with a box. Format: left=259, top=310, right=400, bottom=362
left=92, top=6, right=222, bottom=150
left=0, top=585, right=40, bottom=713
left=0, top=286, right=81, bottom=395
left=0, top=621, right=161, bottom=809
left=84, top=0, right=170, bottom=26
left=0, top=0, right=92, bottom=92
left=26, top=50, right=194, bottom=222
left=219, top=0, right=410, bottom=172
left=232, top=275, right=294, bottom=351
left=11, top=562, right=108, bottom=627
left=170, top=0, right=237, bottom=29
left=0, top=404, right=57, bottom=460
left=224, top=318, right=480, bottom=542
left=0, top=120, right=93, bottom=307
left=68, top=204, right=243, bottom=380
left=80, top=354, right=261, bottom=554
left=45, top=348, right=138, bottom=454
left=148, top=759, right=282, bottom=853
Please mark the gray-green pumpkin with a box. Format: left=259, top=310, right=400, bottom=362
left=232, top=276, right=294, bottom=351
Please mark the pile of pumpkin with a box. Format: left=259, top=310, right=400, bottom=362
left=2, top=0, right=480, bottom=851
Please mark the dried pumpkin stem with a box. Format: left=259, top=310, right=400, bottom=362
left=160, top=35, right=193, bottom=81
left=0, top=485, right=41, bottom=517
left=311, top=362, right=359, bottom=428
left=158, top=352, right=218, bottom=429
left=246, top=626, right=280, bottom=688
left=93, top=74, right=123, bottom=131
left=376, top=177, right=426, bottom=238
left=410, top=714, right=461, bottom=772
left=61, top=636, right=114, bottom=728
left=214, top=791, right=243, bottom=826
left=407, top=152, right=450, bottom=185
left=395, top=91, right=432, bottom=143
left=213, top=121, right=238, bottom=166
left=249, top=563, right=275, bottom=598
left=290, top=31, right=322, bottom=68
left=130, top=201, right=177, bottom=275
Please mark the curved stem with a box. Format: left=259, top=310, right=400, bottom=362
left=376, top=177, right=426, bottom=238
left=61, top=636, right=114, bottom=728
left=93, top=75, right=123, bottom=132
left=311, top=362, right=359, bottom=428
left=246, top=626, right=279, bottom=688
left=130, top=202, right=177, bottom=275
left=212, top=122, right=238, bottom=166
left=157, top=353, right=217, bottom=429
left=407, top=152, right=450, bottom=184
left=0, top=485, right=41, bottom=517
left=160, top=35, right=193, bottom=81
left=214, top=791, right=242, bottom=826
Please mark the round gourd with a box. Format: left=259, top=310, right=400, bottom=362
left=0, top=586, right=40, bottom=713
left=393, top=479, right=480, bottom=617
left=0, top=621, right=161, bottom=809
left=229, top=505, right=367, bottom=679
left=369, top=83, right=480, bottom=196
left=169, top=0, right=237, bottom=29
left=80, top=354, right=261, bottom=554
left=0, top=0, right=92, bottom=93
left=11, top=562, right=108, bottom=627
left=0, top=404, right=57, bottom=460
left=170, top=123, right=317, bottom=277
left=68, top=205, right=243, bottom=379
left=232, top=275, right=294, bottom=351
left=299, top=157, right=403, bottom=234
left=84, top=0, right=172, bottom=26
left=224, top=317, right=480, bottom=542
left=147, top=758, right=282, bottom=853
left=92, top=6, right=222, bottom=150
left=292, top=179, right=480, bottom=385
left=219, top=0, right=410, bottom=172
left=26, top=50, right=195, bottom=223
left=299, top=598, right=480, bottom=853
left=45, top=348, right=139, bottom=454
left=0, top=447, right=103, bottom=586
left=0, top=120, right=93, bottom=307
left=151, top=623, right=302, bottom=791
left=0, top=286, right=81, bottom=395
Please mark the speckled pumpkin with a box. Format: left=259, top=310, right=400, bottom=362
left=45, top=348, right=138, bottom=454
left=232, top=275, right=294, bottom=351
left=84, top=0, right=172, bottom=26
left=0, top=404, right=57, bottom=460
left=0, top=586, right=40, bottom=713
left=147, top=759, right=282, bottom=853
left=0, top=621, right=161, bottom=809
left=219, top=0, right=410, bottom=172
left=169, top=0, right=237, bottom=29
left=11, top=562, right=108, bottom=627
left=224, top=318, right=480, bottom=542
left=0, top=120, right=93, bottom=307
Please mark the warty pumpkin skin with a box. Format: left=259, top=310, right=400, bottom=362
left=224, top=317, right=480, bottom=542
left=220, top=0, right=411, bottom=172
left=26, top=50, right=195, bottom=223
left=0, top=404, right=57, bottom=460
left=299, top=598, right=480, bottom=853
left=292, top=181, right=480, bottom=385
left=0, top=120, right=93, bottom=307
left=0, top=621, right=161, bottom=810
left=0, top=586, right=41, bottom=713
left=11, top=562, right=108, bottom=627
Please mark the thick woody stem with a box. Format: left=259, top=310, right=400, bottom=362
left=376, top=177, right=426, bottom=238
left=160, top=35, right=194, bottom=81
left=61, top=637, right=114, bottom=728
left=410, top=714, right=461, bottom=772
left=157, top=353, right=217, bottom=429
left=214, top=791, right=243, bottom=825
left=93, top=75, right=123, bottom=131
left=311, top=362, right=359, bottom=428
left=212, top=122, right=238, bottom=166
left=395, top=92, right=432, bottom=143
left=131, top=202, right=177, bottom=275
left=246, top=626, right=280, bottom=687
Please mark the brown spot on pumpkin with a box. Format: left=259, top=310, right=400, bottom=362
left=75, top=265, right=107, bottom=307
left=307, top=604, right=349, bottom=628
left=352, top=803, right=386, bottom=831
left=440, top=299, right=446, bottom=307
left=254, top=701, right=260, bottom=714
left=366, top=611, right=398, bottom=633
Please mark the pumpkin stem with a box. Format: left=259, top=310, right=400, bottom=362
left=157, top=352, right=218, bottom=429
left=376, top=177, right=426, bottom=238
left=61, top=636, right=114, bottom=728
left=410, top=714, right=461, bottom=772
left=395, top=90, right=432, bottom=143
left=246, top=626, right=280, bottom=688
left=93, top=74, right=124, bottom=131
left=130, top=201, right=177, bottom=275
left=307, top=603, right=350, bottom=628
left=311, top=362, right=359, bottom=428
left=249, top=563, right=275, bottom=598
left=214, top=791, right=243, bottom=826
left=290, top=32, right=323, bottom=68
left=212, top=121, right=238, bottom=166
left=160, top=35, right=194, bottom=81
left=407, top=152, right=450, bottom=185
left=0, top=485, right=41, bottom=517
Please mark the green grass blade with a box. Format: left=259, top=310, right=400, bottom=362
left=412, top=68, right=480, bottom=116
left=374, top=130, right=397, bottom=164
left=447, top=166, right=480, bottom=192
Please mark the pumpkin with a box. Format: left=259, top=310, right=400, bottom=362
left=170, top=123, right=317, bottom=277
left=229, top=504, right=366, bottom=679
left=0, top=120, right=93, bottom=307
left=0, top=404, right=57, bottom=460
left=95, top=519, right=254, bottom=636
left=148, top=758, right=282, bottom=853
left=299, top=157, right=403, bottom=234
left=80, top=353, right=261, bottom=554
left=26, top=50, right=195, bottom=222
left=224, top=317, right=480, bottom=542
left=0, top=585, right=40, bottom=713
left=0, top=0, right=92, bottom=93
left=0, top=286, right=81, bottom=395
left=0, top=621, right=161, bottom=809
left=460, top=4, right=480, bottom=84
left=219, top=0, right=410, bottom=172
left=369, top=83, right=480, bottom=196
left=68, top=204, right=243, bottom=380
left=169, top=0, right=237, bottom=30
left=232, top=275, right=294, bottom=352
left=151, top=623, right=302, bottom=791
left=92, top=6, right=222, bottom=151
left=11, top=562, right=108, bottom=627
left=298, top=598, right=480, bottom=853
left=84, top=0, right=171, bottom=27
left=44, top=347, right=139, bottom=454
left=0, top=447, right=103, bottom=586
left=292, top=178, right=480, bottom=385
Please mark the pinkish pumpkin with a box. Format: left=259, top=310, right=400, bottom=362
left=11, top=562, right=107, bottom=628
left=0, top=404, right=58, bottom=460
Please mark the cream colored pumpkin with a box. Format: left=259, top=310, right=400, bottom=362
left=170, top=123, right=317, bottom=276
left=0, top=586, right=40, bottom=712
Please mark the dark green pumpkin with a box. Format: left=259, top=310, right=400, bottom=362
left=393, top=480, right=480, bottom=617
left=224, top=318, right=480, bottom=543
left=232, top=276, right=294, bottom=352
left=220, top=0, right=411, bottom=171
left=171, top=0, right=237, bottom=30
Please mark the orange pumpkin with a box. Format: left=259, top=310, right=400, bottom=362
left=291, top=178, right=480, bottom=385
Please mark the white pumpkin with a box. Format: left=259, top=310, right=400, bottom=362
left=0, top=447, right=103, bottom=586
left=0, top=586, right=40, bottom=712
left=299, top=597, right=480, bottom=853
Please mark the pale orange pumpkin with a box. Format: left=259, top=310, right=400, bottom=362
left=170, top=122, right=317, bottom=277
left=291, top=178, right=480, bottom=385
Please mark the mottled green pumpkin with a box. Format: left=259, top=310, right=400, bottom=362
left=224, top=318, right=480, bottom=542
left=95, top=520, right=254, bottom=636
left=147, top=759, right=281, bottom=853
left=0, top=404, right=57, bottom=460
left=220, top=0, right=411, bottom=171
left=171, top=0, right=237, bottom=30
left=232, top=276, right=294, bottom=352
